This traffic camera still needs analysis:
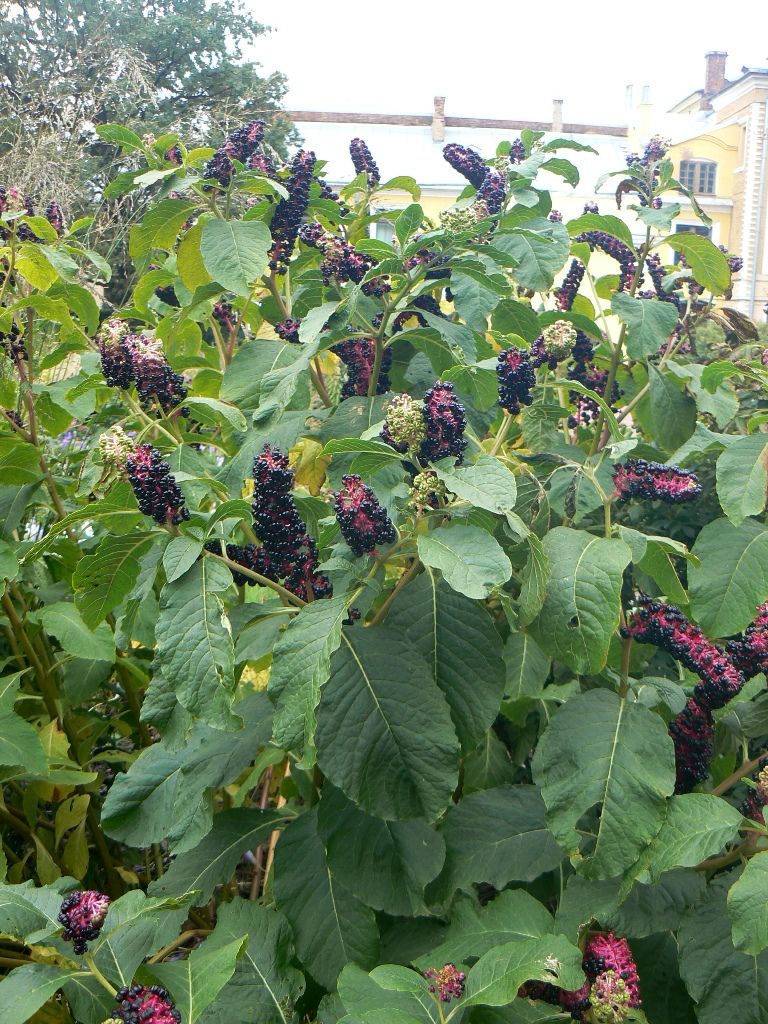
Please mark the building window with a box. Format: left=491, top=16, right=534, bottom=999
left=679, top=160, right=717, bottom=194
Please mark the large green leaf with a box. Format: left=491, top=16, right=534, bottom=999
left=337, top=963, right=437, bottom=1024
left=413, top=890, right=553, bottom=971
left=679, top=878, right=768, bottom=1024
left=0, top=964, right=86, bottom=1024
left=611, top=292, right=679, bottom=359
left=317, top=785, right=445, bottom=916
left=528, top=529, right=630, bottom=675
left=647, top=364, right=696, bottom=452
left=315, top=629, right=460, bottom=821
left=633, top=794, right=743, bottom=883
left=386, top=572, right=506, bottom=751
left=463, top=935, right=585, bottom=1007
left=433, top=456, right=517, bottom=513
left=149, top=808, right=291, bottom=901
left=716, top=434, right=768, bottom=526
left=73, top=533, right=153, bottom=628
left=496, top=219, right=571, bottom=292
left=417, top=524, right=512, bottom=601
left=532, top=689, right=675, bottom=878
left=129, top=199, right=198, bottom=260
left=155, top=559, right=237, bottom=730
left=0, top=675, right=47, bottom=773
left=34, top=602, right=115, bottom=662
left=200, top=900, right=305, bottom=1024
left=147, top=936, right=247, bottom=1024
left=22, top=483, right=142, bottom=561
left=504, top=631, right=550, bottom=706
left=661, top=232, right=731, bottom=295
left=689, top=517, right=768, bottom=636
left=430, top=785, right=564, bottom=901
left=201, top=218, right=271, bottom=296
left=0, top=879, right=74, bottom=944
left=273, top=809, right=379, bottom=990
left=268, top=594, right=349, bottom=766
left=728, top=853, right=768, bottom=955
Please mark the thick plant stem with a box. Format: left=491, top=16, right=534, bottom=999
left=207, top=551, right=306, bottom=608
left=85, top=954, right=117, bottom=996
left=713, top=752, right=766, bottom=796
left=367, top=336, right=384, bottom=400
left=368, top=559, right=423, bottom=627
left=489, top=411, right=513, bottom=457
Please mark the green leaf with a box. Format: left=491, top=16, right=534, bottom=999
left=201, top=219, right=271, bottom=297
left=533, top=689, right=675, bottom=878
left=23, top=484, right=143, bottom=562
left=163, top=535, right=204, bottom=583
left=661, top=232, right=731, bottom=294
left=317, top=785, right=445, bottom=916
left=518, top=535, right=550, bottom=627
left=417, top=524, right=512, bottom=600
left=636, top=794, right=744, bottom=882
left=386, top=571, right=506, bottom=752
left=679, top=878, right=768, bottom=1024
left=395, top=204, right=424, bottom=247
left=463, top=935, right=585, bottom=1007
left=73, top=533, right=153, bottom=628
left=528, top=529, right=630, bottom=675
left=0, top=677, right=47, bottom=773
left=611, top=292, right=679, bottom=359
left=567, top=212, right=635, bottom=250
left=323, top=437, right=403, bottom=474
left=182, top=397, right=248, bottom=432
left=430, top=785, right=564, bottom=901
left=728, top=853, right=768, bottom=955
left=150, top=807, right=291, bottom=901
left=315, top=628, right=460, bottom=821
left=451, top=272, right=502, bottom=332
left=96, top=123, right=144, bottom=151
left=689, top=517, right=768, bottom=636
left=413, top=889, right=554, bottom=971
left=433, top=456, right=517, bottom=513
left=504, top=631, right=550, bottom=705
left=273, top=809, right=379, bottom=990
left=199, top=900, right=305, bottom=1024
left=496, top=219, right=571, bottom=292
left=0, top=540, right=19, bottom=581
left=268, top=595, right=349, bottom=766
left=0, top=437, right=41, bottom=484
left=647, top=364, right=697, bottom=452
left=35, top=602, right=114, bottom=662
left=147, top=936, right=246, bottom=1023
left=0, top=964, right=86, bottom=1024
left=155, top=559, right=238, bottom=729
left=337, top=963, right=436, bottom=1024
left=716, top=434, right=768, bottom=526
left=129, top=199, right=198, bottom=260
left=491, top=299, right=541, bottom=342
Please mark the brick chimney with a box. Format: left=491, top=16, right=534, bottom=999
left=432, top=96, right=446, bottom=143
left=552, top=98, right=563, bottom=132
left=702, top=51, right=727, bottom=109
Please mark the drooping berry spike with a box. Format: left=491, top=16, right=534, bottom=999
left=126, top=444, right=190, bottom=526
left=380, top=393, right=427, bottom=452
left=508, top=138, right=526, bottom=164
left=204, top=120, right=265, bottom=185
left=44, top=200, right=65, bottom=235
left=588, top=970, right=634, bottom=1023
left=476, top=171, right=506, bottom=214
left=575, top=230, right=638, bottom=291
left=299, top=222, right=391, bottom=295
left=497, top=346, right=536, bottom=414
left=125, top=333, right=188, bottom=414
left=269, top=150, right=316, bottom=273
left=727, top=603, right=768, bottom=680
left=668, top=697, right=714, bottom=793
left=97, top=320, right=134, bottom=389
left=331, top=338, right=392, bottom=398
left=58, top=890, right=111, bottom=954
left=334, top=475, right=396, bottom=556
left=555, top=259, right=586, bottom=311
left=582, top=934, right=641, bottom=1009
left=442, top=143, right=488, bottom=188
left=740, top=762, right=768, bottom=826
left=349, top=137, right=381, bottom=186
left=424, top=963, right=466, bottom=1003
left=612, top=459, right=701, bottom=504
left=115, top=984, right=182, bottom=1024
left=535, top=320, right=578, bottom=367
left=622, top=596, right=744, bottom=710
left=213, top=300, right=236, bottom=336
left=275, top=318, right=301, bottom=343
left=420, top=381, right=467, bottom=465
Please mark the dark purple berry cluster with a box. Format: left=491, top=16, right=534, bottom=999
left=126, top=334, right=188, bottom=414
left=740, top=762, right=768, bottom=826
left=575, top=230, right=638, bottom=291
left=392, top=294, right=443, bottom=332
left=213, top=300, right=236, bottom=336
left=644, top=253, right=678, bottom=306
left=442, top=144, right=488, bottom=189
left=331, top=338, right=392, bottom=398
left=424, top=964, right=466, bottom=1003
left=269, top=150, right=317, bottom=273
left=248, top=151, right=277, bottom=177
left=477, top=171, right=506, bottom=214
left=555, top=259, right=585, bottom=311
left=44, top=200, right=65, bottom=235
left=548, top=209, right=563, bottom=222
left=626, top=135, right=669, bottom=167
left=299, top=222, right=391, bottom=296
left=2, top=322, right=27, bottom=363
left=508, top=138, right=526, bottom=164
left=727, top=603, right=768, bottom=680
left=126, top=444, right=190, bottom=526
left=58, top=890, right=110, bottom=954
left=251, top=445, right=331, bottom=600
left=668, top=697, right=715, bottom=793
left=583, top=201, right=599, bottom=214
left=420, top=381, right=467, bottom=464
left=275, top=318, right=301, bottom=343
left=204, top=120, right=265, bottom=185
left=115, top=985, right=181, bottom=1024
left=349, top=137, right=381, bottom=186
left=497, top=346, right=536, bottom=413
left=612, top=459, right=701, bottom=504
left=165, top=143, right=183, bottom=165
left=334, top=475, right=396, bottom=556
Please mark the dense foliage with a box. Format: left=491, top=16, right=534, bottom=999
left=1, top=121, right=768, bottom=1024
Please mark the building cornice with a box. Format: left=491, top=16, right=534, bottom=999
left=288, top=110, right=628, bottom=137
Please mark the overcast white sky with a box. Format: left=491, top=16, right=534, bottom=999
left=250, top=0, right=766, bottom=125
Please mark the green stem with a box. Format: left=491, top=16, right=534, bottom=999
left=85, top=954, right=118, bottom=996
left=489, top=411, right=513, bottom=457
left=206, top=551, right=305, bottom=608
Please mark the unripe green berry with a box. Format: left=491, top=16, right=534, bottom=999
left=541, top=319, right=577, bottom=361
left=98, top=426, right=134, bottom=470
left=383, top=394, right=426, bottom=450
left=409, top=470, right=445, bottom=511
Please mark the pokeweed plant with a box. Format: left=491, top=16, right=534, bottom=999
left=1, top=122, right=768, bottom=1024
